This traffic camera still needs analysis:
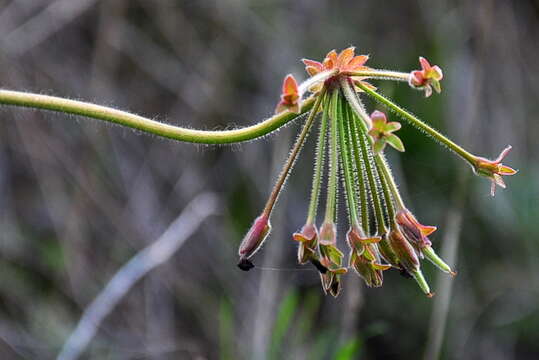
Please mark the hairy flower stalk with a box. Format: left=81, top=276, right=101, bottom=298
left=0, top=47, right=517, bottom=297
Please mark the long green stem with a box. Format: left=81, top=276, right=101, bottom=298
left=306, top=95, right=329, bottom=224
left=356, top=123, right=387, bottom=235
left=324, top=90, right=340, bottom=224
left=356, top=83, right=476, bottom=165
left=337, top=92, right=360, bottom=229
left=374, top=154, right=406, bottom=213
left=349, top=112, right=370, bottom=233
left=376, top=160, right=396, bottom=223
left=0, top=89, right=315, bottom=144
left=343, top=69, right=410, bottom=82
left=263, top=90, right=325, bottom=215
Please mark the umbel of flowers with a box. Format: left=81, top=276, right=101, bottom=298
left=237, top=47, right=517, bottom=297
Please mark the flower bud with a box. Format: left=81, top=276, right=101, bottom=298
left=395, top=208, right=436, bottom=250
left=293, top=223, right=319, bottom=264
left=237, top=214, right=271, bottom=271
left=388, top=228, right=419, bottom=273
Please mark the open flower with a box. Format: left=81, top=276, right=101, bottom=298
left=472, top=145, right=518, bottom=196
left=302, top=47, right=374, bottom=93
left=368, top=110, right=404, bottom=153
left=409, top=57, right=443, bottom=97
left=275, top=74, right=300, bottom=114
left=302, top=47, right=370, bottom=76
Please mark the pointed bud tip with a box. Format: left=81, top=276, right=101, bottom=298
left=237, top=258, right=255, bottom=271
left=427, top=292, right=435, bottom=298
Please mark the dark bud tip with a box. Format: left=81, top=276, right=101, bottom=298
left=237, top=258, right=254, bottom=271
left=310, top=259, right=328, bottom=274
left=399, top=268, right=413, bottom=279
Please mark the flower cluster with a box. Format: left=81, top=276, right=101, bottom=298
left=237, top=47, right=517, bottom=297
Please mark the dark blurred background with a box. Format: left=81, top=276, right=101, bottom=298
left=0, top=0, right=538, bottom=359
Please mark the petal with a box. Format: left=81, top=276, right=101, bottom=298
left=305, top=66, right=321, bottom=76
left=323, top=50, right=338, bottom=70
left=495, top=145, right=513, bottom=163
left=347, top=55, right=369, bottom=70
left=419, top=225, right=437, bottom=237
left=302, top=59, right=323, bottom=71
left=424, top=85, right=433, bottom=98
left=493, top=173, right=506, bottom=188
left=431, top=65, right=443, bottom=80
left=419, top=56, right=432, bottom=71
left=499, top=165, right=517, bottom=175
left=384, top=121, right=402, bottom=132
left=372, top=263, right=392, bottom=271
left=337, top=46, right=356, bottom=67
left=386, top=134, right=405, bottom=152
left=431, top=80, right=442, bottom=94
left=282, top=74, right=298, bottom=95
left=373, top=139, right=386, bottom=154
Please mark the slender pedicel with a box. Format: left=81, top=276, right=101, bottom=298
left=356, top=83, right=476, bottom=165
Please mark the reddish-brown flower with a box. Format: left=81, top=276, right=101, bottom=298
left=472, top=145, right=518, bottom=196
left=347, top=227, right=390, bottom=287
left=368, top=110, right=404, bottom=153
left=302, top=47, right=370, bottom=76
left=275, top=74, right=300, bottom=114
left=318, top=222, right=347, bottom=297
left=293, top=223, right=319, bottom=265
left=395, top=208, right=436, bottom=251
left=409, top=57, right=443, bottom=97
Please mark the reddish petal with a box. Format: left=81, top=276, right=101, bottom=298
left=495, top=145, right=513, bottom=163
left=337, top=47, right=356, bottom=67
left=419, top=225, right=437, bottom=237
left=302, top=59, right=323, bottom=70
left=282, top=74, right=299, bottom=96
left=419, top=56, right=432, bottom=71
left=347, top=55, right=369, bottom=70
left=370, top=110, right=387, bottom=123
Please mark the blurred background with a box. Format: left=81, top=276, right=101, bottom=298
left=0, top=0, right=538, bottom=359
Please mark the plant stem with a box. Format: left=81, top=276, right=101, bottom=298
left=263, top=90, right=325, bottom=216
left=355, top=83, right=476, bottom=165
left=374, top=154, right=406, bottom=213
left=339, top=78, right=372, bottom=131
left=337, top=93, right=360, bottom=229
left=356, top=123, right=387, bottom=235
left=306, top=95, right=329, bottom=225
left=343, top=69, right=410, bottom=82
left=349, top=112, right=370, bottom=233
left=323, top=89, right=340, bottom=224
left=0, top=89, right=315, bottom=144
left=375, top=155, right=397, bottom=228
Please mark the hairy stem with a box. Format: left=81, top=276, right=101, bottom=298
left=356, top=83, right=476, bottom=165
left=263, top=90, right=325, bottom=215
left=324, top=89, right=340, bottom=223
left=306, top=95, right=329, bottom=224
left=343, top=69, right=410, bottom=82
left=0, top=89, right=315, bottom=144
left=337, top=93, right=360, bottom=229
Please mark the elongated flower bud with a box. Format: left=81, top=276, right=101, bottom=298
left=395, top=208, right=436, bottom=250
left=388, top=227, right=419, bottom=273
left=237, top=214, right=271, bottom=271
